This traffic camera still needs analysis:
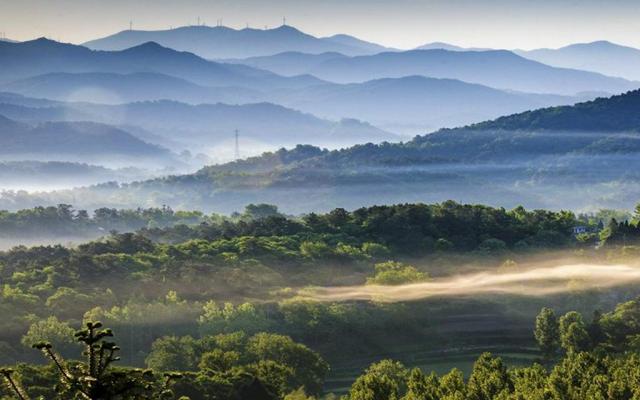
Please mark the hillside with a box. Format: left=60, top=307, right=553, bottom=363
left=83, top=25, right=391, bottom=59
left=274, top=89, right=640, bottom=166
left=517, top=41, right=640, bottom=81
left=469, top=89, right=640, bottom=132
left=0, top=114, right=170, bottom=162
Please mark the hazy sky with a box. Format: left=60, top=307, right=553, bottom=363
left=1, top=0, right=639, bottom=49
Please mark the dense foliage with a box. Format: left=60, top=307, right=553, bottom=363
left=6, top=297, right=640, bottom=399
left=0, top=201, right=581, bottom=345
left=0, top=201, right=628, bottom=367
left=2, top=201, right=640, bottom=399
left=1, top=321, right=320, bottom=399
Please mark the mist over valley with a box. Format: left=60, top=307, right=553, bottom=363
left=3, top=8, right=640, bottom=399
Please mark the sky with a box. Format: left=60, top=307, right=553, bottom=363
left=1, top=0, right=639, bottom=50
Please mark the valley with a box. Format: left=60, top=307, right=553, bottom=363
left=2, top=6, right=640, bottom=399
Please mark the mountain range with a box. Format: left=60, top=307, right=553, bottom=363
left=80, top=25, right=640, bottom=87
left=407, top=40, right=640, bottom=82
left=517, top=41, right=640, bottom=81
left=83, top=25, right=393, bottom=59
left=270, top=75, right=578, bottom=132
left=0, top=38, right=589, bottom=133
left=242, top=49, right=638, bottom=95
left=3, top=27, right=640, bottom=208
left=0, top=38, right=322, bottom=89
left=0, top=74, right=573, bottom=136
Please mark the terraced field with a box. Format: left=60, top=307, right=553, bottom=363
left=323, top=310, right=538, bottom=394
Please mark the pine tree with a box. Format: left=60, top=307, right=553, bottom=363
left=2, top=321, right=180, bottom=400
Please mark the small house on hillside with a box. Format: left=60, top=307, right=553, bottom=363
left=573, top=226, right=588, bottom=235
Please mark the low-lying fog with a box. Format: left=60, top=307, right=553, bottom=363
left=305, top=262, right=640, bottom=302
left=0, top=236, right=105, bottom=251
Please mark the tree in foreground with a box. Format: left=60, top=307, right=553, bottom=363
left=534, top=307, right=559, bottom=362
left=1, top=321, right=179, bottom=400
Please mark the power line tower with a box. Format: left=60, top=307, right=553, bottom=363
left=234, top=129, right=240, bottom=160
left=129, top=21, right=133, bottom=31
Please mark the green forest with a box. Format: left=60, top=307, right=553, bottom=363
left=2, top=201, right=640, bottom=398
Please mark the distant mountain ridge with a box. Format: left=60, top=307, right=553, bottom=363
left=517, top=41, right=640, bottom=81
left=293, top=49, right=638, bottom=95
left=2, top=37, right=634, bottom=135
left=414, top=42, right=492, bottom=52
left=1, top=72, right=263, bottom=104
left=0, top=38, right=323, bottom=89
left=322, top=34, right=392, bottom=54
left=0, top=94, right=397, bottom=147
left=0, top=69, right=581, bottom=135
left=270, top=75, right=579, bottom=132
left=83, top=25, right=394, bottom=59
left=226, top=51, right=347, bottom=76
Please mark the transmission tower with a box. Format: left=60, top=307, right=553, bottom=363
left=234, top=129, right=240, bottom=160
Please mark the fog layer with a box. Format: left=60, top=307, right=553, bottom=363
left=305, top=263, right=640, bottom=302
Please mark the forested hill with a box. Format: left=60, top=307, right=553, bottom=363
left=6, top=90, right=640, bottom=212
left=467, top=89, right=640, bottom=132
left=197, top=89, right=640, bottom=173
